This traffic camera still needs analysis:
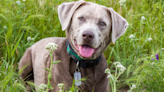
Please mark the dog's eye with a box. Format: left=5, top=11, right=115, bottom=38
left=78, top=16, right=85, bottom=21
left=99, top=21, right=106, bottom=26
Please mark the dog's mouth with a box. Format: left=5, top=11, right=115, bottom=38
left=74, top=39, right=100, bottom=58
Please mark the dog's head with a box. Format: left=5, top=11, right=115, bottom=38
left=58, top=1, right=128, bottom=60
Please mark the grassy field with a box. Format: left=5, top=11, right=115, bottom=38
left=0, top=0, right=164, bottom=92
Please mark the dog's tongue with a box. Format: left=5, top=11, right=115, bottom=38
left=79, top=45, right=95, bottom=57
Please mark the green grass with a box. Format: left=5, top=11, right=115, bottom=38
left=0, top=0, right=164, bottom=92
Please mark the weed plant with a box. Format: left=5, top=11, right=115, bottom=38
left=0, top=0, right=163, bottom=92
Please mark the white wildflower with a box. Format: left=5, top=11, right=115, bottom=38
left=16, top=1, right=21, bottom=5
left=27, top=37, right=34, bottom=41
left=22, top=0, right=26, bottom=1
left=151, top=62, right=155, bottom=65
left=117, top=65, right=126, bottom=73
left=161, top=48, right=164, bottom=50
left=27, top=37, right=32, bottom=41
left=45, top=43, right=58, bottom=51
left=147, top=38, right=152, bottom=42
left=105, top=69, right=114, bottom=81
left=131, top=84, right=136, bottom=90
left=107, top=74, right=114, bottom=81
left=4, top=26, right=7, bottom=29
left=113, top=61, right=121, bottom=65
left=105, top=68, right=111, bottom=74
left=119, top=0, right=126, bottom=6
left=128, top=84, right=136, bottom=92
left=116, top=64, right=123, bottom=68
left=129, top=34, right=135, bottom=39
left=58, top=83, right=64, bottom=91
left=38, top=83, right=47, bottom=91
left=120, top=68, right=126, bottom=73
left=58, top=83, right=64, bottom=88
left=121, top=66, right=126, bottom=70
left=107, top=74, right=112, bottom=78
left=141, top=16, right=146, bottom=21
left=115, top=62, right=126, bottom=74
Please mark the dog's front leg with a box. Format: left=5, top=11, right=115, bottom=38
left=94, top=73, right=109, bottom=92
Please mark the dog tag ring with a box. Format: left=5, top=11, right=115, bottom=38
left=74, top=61, right=82, bottom=86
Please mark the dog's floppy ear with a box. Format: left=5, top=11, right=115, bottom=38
left=58, top=1, right=85, bottom=31
left=107, top=8, right=128, bottom=44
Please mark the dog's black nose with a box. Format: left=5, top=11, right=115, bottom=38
left=82, top=31, right=94, bottom=41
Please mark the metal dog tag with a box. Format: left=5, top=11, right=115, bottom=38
left=74, top=70, right=82, bottom=86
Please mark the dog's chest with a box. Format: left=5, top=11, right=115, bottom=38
left=69, top=59, right=97, bottom=91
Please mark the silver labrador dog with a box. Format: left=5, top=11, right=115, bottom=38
left=19, top=0, right=128, bottom=92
